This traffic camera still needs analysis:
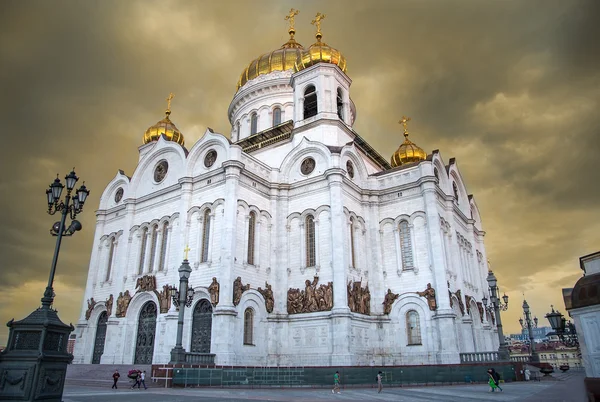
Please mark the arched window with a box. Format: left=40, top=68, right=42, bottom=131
left=247, top=212, right=256, bottom=265
left=105, top=238, right=116, bottom=282
left=243, top=308, right=254, bottom=345
left=250, top=112, right=258, bottom=135
left=138, top=227, right=148, bottom=274
left=235, top=121, right=241, bottom=141
left=303, top=85, right=317, bottom=119
left=305, top=215, right=316, bottom=267
left=148, top=224, right=158, bottom=272
left=201, top=209, right=211, bottom=263
left=398, top=220, right=413, bottom=269
left=272, top=107, right=281, bottom=126
left=337, top=88, right=344, bottom=120
left=349, top=218, right=356, bottom=268
left=453, top=182, right=459, bottom=203
left=406, top=310, right=422, bottom=345
left=158, top=221, right=169, bottom=271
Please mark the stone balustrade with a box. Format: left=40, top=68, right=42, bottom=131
left=459, top=351, right=500, bottom=363
left=185, top=352, right=216, bottom=365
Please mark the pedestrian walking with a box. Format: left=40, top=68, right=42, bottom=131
left=487, top=368, right=503, bottom=392
left=332, top=371, right=341, bottom=394
left=376, top=371, right=383, bottom=393
left=140, top=370, right=148, bottom=389
left=524, top=368, right=531, bottom=381
left=111, top=370, right=120, bottom=389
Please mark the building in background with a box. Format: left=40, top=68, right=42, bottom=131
left=509, top=342, right=582, bottom=369
left=508, top=326, right=552, bottom=343
left=73, top=12, right=500, bottom=367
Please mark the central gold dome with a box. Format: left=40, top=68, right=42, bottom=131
left=236, top=29, right=304, bottom=92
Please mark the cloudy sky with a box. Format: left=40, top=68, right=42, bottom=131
left=0, top=0, right=599, bottom=346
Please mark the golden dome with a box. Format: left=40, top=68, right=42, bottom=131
left=294, top=13, right=347, bottom=74
left=236, top=28, right=304, bottom=92
left=390, top=116, right=427, bottom=167
left=143, top=93, right=185, bottom=146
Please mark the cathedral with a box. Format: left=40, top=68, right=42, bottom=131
left=73, top=11, right=499, bottom=367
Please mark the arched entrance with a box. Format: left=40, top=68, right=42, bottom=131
left=190, top=299, right=212, bottom=353
left=92, top=311, right=108, bottom=364
left=134, top=301, right=157, bottom=364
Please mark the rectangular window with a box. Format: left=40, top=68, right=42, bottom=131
left=201, top=211, right=211, bottom=263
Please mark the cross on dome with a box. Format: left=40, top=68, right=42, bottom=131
left=399, top=116, right=411, bottom=136
left=166, top=92, right=174, bottom=115
left=312, top=12, right=326, bottom=41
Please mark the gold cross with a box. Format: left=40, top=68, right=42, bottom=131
left=399, top=116, right=411, bottom=135
left=312, top=12, right=326, bottom=35
left=166, top=93, right=175, bottom=112
left=184, top=245, right=191, bottom=260
left=284, top=8, right=299, bottom=30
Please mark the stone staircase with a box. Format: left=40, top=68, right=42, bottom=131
left=66, top=364, right=153, bottom=388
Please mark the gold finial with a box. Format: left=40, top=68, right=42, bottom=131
left=165, top=92, right=174, bottom=116
left=285, top=8, right=300, bottom=38
left=399, top=115, right=411, bottom=137
left=312, top=12, right=326, bottom=41
left=183, top=245, right=191, bottom=260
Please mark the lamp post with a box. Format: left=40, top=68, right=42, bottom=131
left=484, top=270, right=510, bottom=361
left=545, top=306, right=579, bottom=348
left=0, top=169, right=90, bottom=402
left=170, top=246, right=195, bottom=364
left=520, top=300, right=540, bottom=363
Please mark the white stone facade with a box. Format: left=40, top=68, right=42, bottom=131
left=73, top=61, right=499, bottom=367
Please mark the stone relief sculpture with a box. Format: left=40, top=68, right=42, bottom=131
left=233, top=276, right=250, bottom=306
left=115, top=290, right=132, bottom=318
left=105, top=294, right=114, bottom=317
left=417, top=283, right=438, bottom=311
left=208, top=277, right=220, bottom=306
left=347, top=280, right=371, bottom=315
left=464, top=295, right=473, bottom=315
left=490, top=310, right=496, bottom=326
left=477, top=301, right=484, bottom=323
left=158, top=285, right=171, bottom=313
left=135, top=275, right=157, bottom=293
left=455, top=289, right=465, bottom=316
left=85, top=298, right=96, bottom=320
left=258, top=282, right=274, bottom=313
left=382, top=289, right=399, bottom=315
left=287, top=276, right=333, bottom=314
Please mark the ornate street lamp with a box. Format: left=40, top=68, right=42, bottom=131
left=519, top=299, right=540, bottom=363
left=485, top=270, right=510, bottom=361
left=0, top=169, right=90, bottom=401
left=545, top=306, right=579, bottom=348
left=170, top=246, right=194, bottom=364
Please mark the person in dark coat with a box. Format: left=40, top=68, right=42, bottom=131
left=112, top=370, right=120, bottom=389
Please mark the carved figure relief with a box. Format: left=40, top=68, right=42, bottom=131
left=204, top=149, right=217, bottom=168
left=258, top=282, right=274, bottom=313
left=382, top=289, right=399, bottom=315
left=300, top=157, right=316, bottom=175
left=477, top=302, right=484, bottom=322
left=136, top=275, right=157, bottom=293
left=233, top=276, right=250, bottom=306
left=417, top=283, right=438, bottom=311
left=106, top=294, right=114, bottom=317
left=153, top=160, right=169, bottom=183
left=347, top=280, right=371, bottom=315
left=158, top=285, right=171, bottom=313
left=346, top=160, right=354, bottom=178
left=115, top=290, right=132, bottom=318
left=464, top=295, right=473, bottom=316
left=208, top=277, right=220, bottom=306
left=85, top=298, right=96, bottom=320
left=455, top=289, right=465, bottom=316
left=287, top=276, right=333, bottom=314
left=490, top=311, right=496, bottom=326
left=114, top=187, right=123, bottom=203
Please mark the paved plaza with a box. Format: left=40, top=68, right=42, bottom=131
left=63, top=371, right=586, bottom=402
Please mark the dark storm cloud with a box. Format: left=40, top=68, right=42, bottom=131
left=0, top=0, right=599, bottom=343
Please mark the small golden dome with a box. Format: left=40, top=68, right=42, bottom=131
left=236, top=29, right=304, bottom=92
left=143, top=93, right=185, bottom=146
left=294, top=13, right=348, bottom=74
left=390, top=116, right=427, bottom=167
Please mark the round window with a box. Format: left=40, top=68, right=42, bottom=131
left=154, top=160, right=169, bottom=183
left=204, top=149, right=217, bottom=168
left=114, top=187, right=124, bottom=203
left=346, top=161, right=354, bottom=179
left=300, top=157, right=316, bottom=175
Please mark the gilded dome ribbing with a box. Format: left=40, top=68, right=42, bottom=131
left=294, top=13, right=348, bottom=74
left=143, top=93, right=185, bottom=146
left=390, top=116, right=427, bottom=167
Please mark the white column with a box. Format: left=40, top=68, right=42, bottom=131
left=393, top=227, right=402, bottom=273
left=409, top=223, right=418, bottom=271
left=152, top=228, right=163, bottom=272
left=195, top=214, right=203, bottom=264
left=314, top=219, right=320, bottom=271
left=243, top=215, right=250, bottom=265
left=347, top=220, right=353, bottom=268
left=207, top=212, right=216, bottom=264
left=299, top=222, right=305, bottom=269
left=143, top=231, right=152, bottom=274
left=163, top=227, right=172, bottom=272
left=255, top=220, right=262, bottom=269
